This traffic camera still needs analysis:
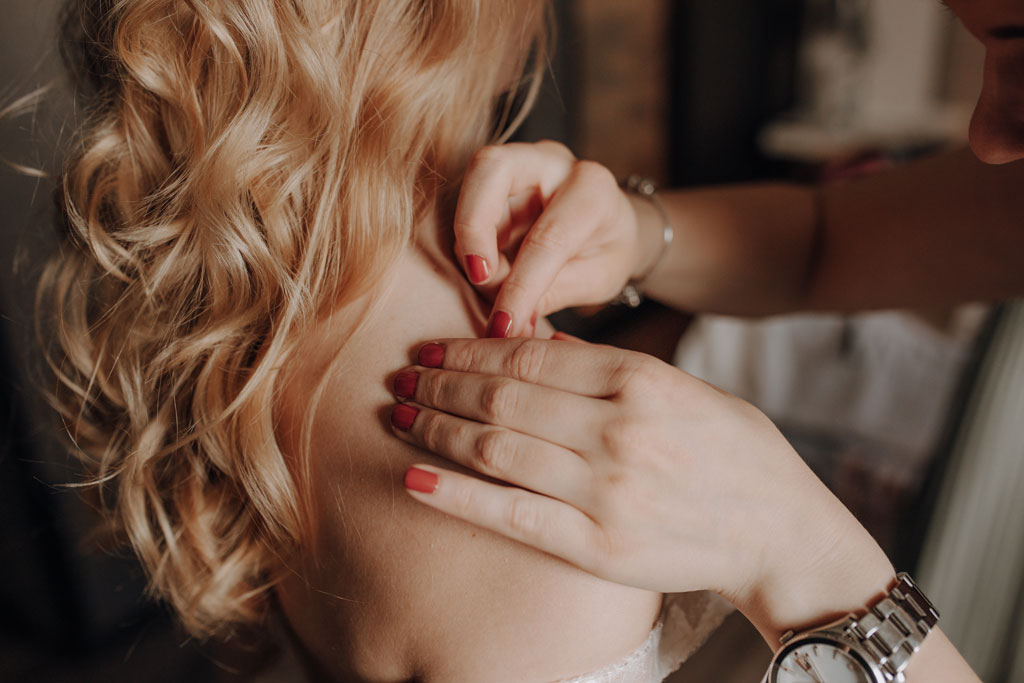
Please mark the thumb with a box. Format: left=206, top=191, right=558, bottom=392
left=533, top=260, right=629, bottom=318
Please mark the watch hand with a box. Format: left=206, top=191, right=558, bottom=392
left=795, top=653, right=825, bottom=683
left=806, top=657, right=827, bottom=683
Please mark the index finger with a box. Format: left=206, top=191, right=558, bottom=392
left=415, top=337, right=641, bottom=398
left=454, top=141, right=575, bottom=285
left=486, top=159, right=623, bottom=334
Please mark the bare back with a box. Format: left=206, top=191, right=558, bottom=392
left=275, top=223, right=661, bottom=682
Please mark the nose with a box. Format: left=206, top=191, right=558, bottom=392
left=969, top=49, right=1024, bottom=164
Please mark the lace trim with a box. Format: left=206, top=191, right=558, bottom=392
left=558, top=621, right=664, bottom=683
left=556, top=591, right=735, bottom=683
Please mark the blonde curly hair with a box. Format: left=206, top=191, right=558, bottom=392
left=40, top=0, right=545, bottom=638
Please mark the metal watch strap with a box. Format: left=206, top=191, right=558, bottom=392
left=847, top=572, right=940, bottom=682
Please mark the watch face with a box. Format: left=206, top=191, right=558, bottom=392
left=770, top=637, right=879, bottom=683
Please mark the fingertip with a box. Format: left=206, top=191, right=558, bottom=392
left=464, top=254, right=491, bottom=285
left=404, top=465, right=439, bottom=494
left=418, top=342, right=446, bottom=368
left=391, top=403, right=420, bottom=431
left=485, top=310, right=513, bottom=338
left=393, top=370, right=419, bottom=399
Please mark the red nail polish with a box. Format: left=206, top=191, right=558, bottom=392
left=487, top=310, right=512, bottom=338
left=394, top=371, right=418, bottom=399
left=418, top=342, right=445, bottom=368
left=391, top=404, right=419, bottom=431
left=405, top=467, right=438, bottom=493
left=464, top=255, right=490, bottom=285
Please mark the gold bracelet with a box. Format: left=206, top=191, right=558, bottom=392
left=616, top=174, right=674, bottom=308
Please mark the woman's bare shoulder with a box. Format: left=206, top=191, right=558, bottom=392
left=275, top=246, right=660, bottom=682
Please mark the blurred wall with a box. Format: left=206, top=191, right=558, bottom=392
left=1, top=1, right=65, bottom=342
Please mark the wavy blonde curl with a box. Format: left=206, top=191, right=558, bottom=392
left=39, top=0, right=546, bottom=638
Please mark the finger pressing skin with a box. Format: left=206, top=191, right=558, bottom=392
left=402, top=464, right=604, bottom=572
left=487, top=159, right=623, bottom=335
left=455, top=142, right=575, bottom=287
left=396, top=365, right=612, bottom=451
left=390, top=402, right=590, bottom=505
left=416, top=337, right=640, bottom=398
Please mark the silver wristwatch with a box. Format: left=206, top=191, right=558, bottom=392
left=765, top=573, right=939, bottom=683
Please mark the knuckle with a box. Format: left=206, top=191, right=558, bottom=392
left=468, top=144, right=505, bottom=172
left=538, top=139, right=573, bottom=160
left=462, top=342, right=495, bottom=374
left=448, top=479, right=477, bottom=518
left=419, top=411, right=448, bottom=452
left=473, top=429, right=515, bottom=476
left=505, top=494, right=541, bottom=537
left=441, top=342, right=475, bottom=373
left=602, top=470, right=642, bottom=509
left=589, top=528, right=627, bottom=574
left=506, top=338, right=547, bottom=383
left=614, top=353, right=665, bottom=396
left=574, top=159, right=616, bottom=188
left=481, top=377, right=519, bottom=423
left=609, top=355, right=646, bottom=394
left=420, top=369, right=450, bottom=408
left=600, top=415, right=643, bottom=456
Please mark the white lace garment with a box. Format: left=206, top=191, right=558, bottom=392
left=258, top=591, right=733, bottom=683
left=557, top=591, right=734, bottom=683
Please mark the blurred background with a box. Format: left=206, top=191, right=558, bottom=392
left=2, top=0, right=1022, bottom=681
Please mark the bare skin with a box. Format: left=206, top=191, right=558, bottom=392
left=641, top=148, right=1024, bottom=316
left=390, top=337, right=979, bottom=682
left=383, top=3, right=1024, bottom=682
left=273, top=217, right=660, bottom=683
left=452, top=0, right=1024, bottom=329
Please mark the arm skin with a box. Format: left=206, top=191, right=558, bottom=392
left=630, top=152, right=999, bottom=680
left=442, top=145, right=1000, bottom=679
left=391, top=336, right=981, bottom=682
left=741, top=534, right=978, bottom=682
left=639, top=149, right=1024, bottom=316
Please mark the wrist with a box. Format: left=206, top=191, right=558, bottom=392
left=726, top=503, right=895, bottom=646
left=626, top=191, right=666, bottom=282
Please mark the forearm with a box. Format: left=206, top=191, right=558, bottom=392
left=633, top=181, right=818, bottom=316
left=905, top=628, right=979, bottom=682
left=744, top=567, right=980, bottom=682
left=634, top=149, right=1024, bottom=316
left=810, top=148, right=1024, bottom=311
left=728, top=495, right=980, bottom=682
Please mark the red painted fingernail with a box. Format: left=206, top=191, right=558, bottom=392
left=405, top=467, right=438, bottom=494
left=464, top=254, right=490, bottom=285
left=418, top=342, right=445, bottom=368
left=394, top=371, right=418, bottom=399
left=486, top=310, right=512, bottom=338
left=391, top=404, right=419, bottom=431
